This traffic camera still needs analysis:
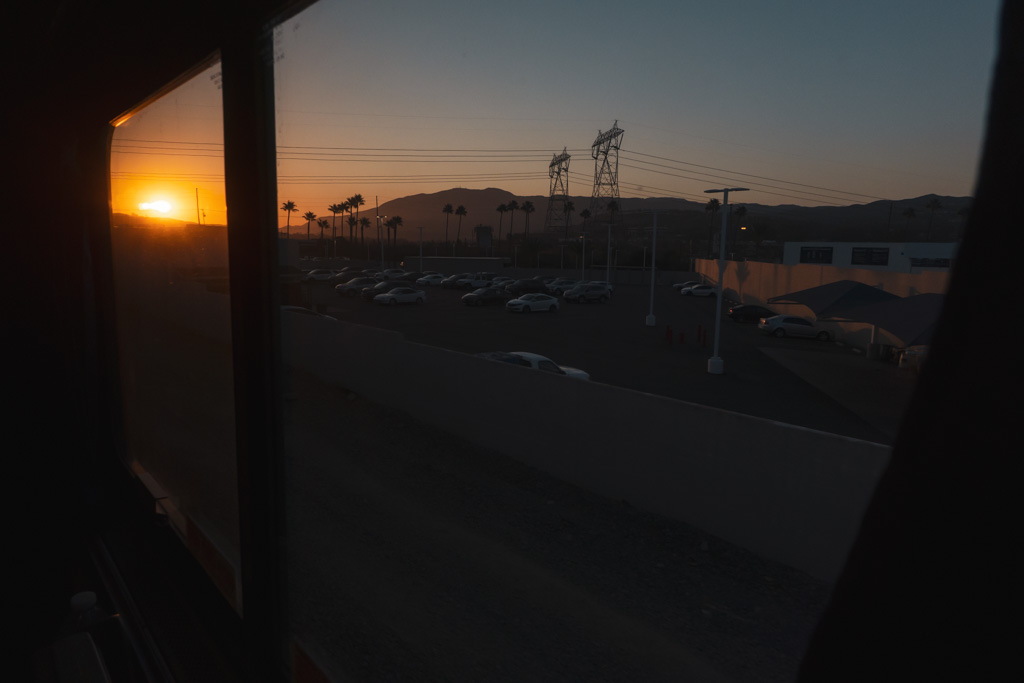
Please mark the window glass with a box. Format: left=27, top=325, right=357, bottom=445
left=270, top=1, right=997, bottom=679
left=109, top=62, right=240, bottom=609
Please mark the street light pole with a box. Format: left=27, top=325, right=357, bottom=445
left=419, top=227, right=424, bottom=272
left=646, top=212, right=657, bottom=326
left=703, top=187, right=748, bottom=374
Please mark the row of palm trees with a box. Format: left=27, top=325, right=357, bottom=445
left=282, top=194, right=413, bottom=256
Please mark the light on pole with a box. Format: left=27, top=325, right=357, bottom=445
left=703, top=188, right=748, bottom=374
left=579, top=233, right=586, bottom=281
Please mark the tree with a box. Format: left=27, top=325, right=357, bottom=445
left=281, top=200, right=297, bottom=239
left=506, top=200, right=519, bottom=238
left=442, top=203, right=454, bottom=246
left=579, top=208, right=591, bottom=232
left=564, top=200, right=575, bottom=240
left=347, top=215, right=357, bottom=250
left=317, top=217, right=330, bottom=256
left=925, top=198, right=943, bottom=238
left=454, top=205, right=467, bottom=247
left=496, top=204, right=508, bottom=251
left=329, top=202, right=347, bottom=256
left=521, top=201, right=535, bottom=237
left=390, top=215, right=402, bottom=247
left=705, top=198, right=721, bottom=257
left=359, top=216, right=370, bottom=244
left=903, top=207, right=917, bottom=236
left=347, top=194, right=365, bottom=242
left=303, top=210, right=317, bottom=240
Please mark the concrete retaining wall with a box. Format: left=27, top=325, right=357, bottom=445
left=281, top=315, right=891, bottom=581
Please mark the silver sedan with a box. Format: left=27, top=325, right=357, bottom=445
left=505, top=293, right=560, bottom=313
left=373, top=287, right=426, bottom=306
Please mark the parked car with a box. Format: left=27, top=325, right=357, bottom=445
left=302, top=269, right=338, bottom=282
left=375, top=268, right=407, bottom=282
left=564, top=283, right=612, bottom=303
left=506, top=293, right=560, bottom=313
left=758, top=315, right=831, bottom=340
left=441, top=273, right=472, bottom=289
left=461, top=287, right=507, bottom=306
left=416, top=274, right=445, bottom=286
left=546, top=278, right=578, bottom=294
left=491, top=277, right=515, bottom=288
left=373, top=287, right=426, bottom=306
left=457, top=273, right=498, bottom=289
left=475, top=351, right=589, bottom=380
left=672, top=280, right=700, bottom=291
left=584, top=280, right=615, bottom=292
left=728, top=304, right=777, bottom=322
left=335, top=276, right=378, bottom=295
left=505, top=279, right=551, bottom=296
left=680, top=284, right=717, bottom=297
left=361, top=280, right=414, bottom=300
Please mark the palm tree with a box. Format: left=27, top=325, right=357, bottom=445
left=390, top=215, right=402, bottom=247
left=281, top=200, right=297, bottom=239
left=506, top=200, right=519, bottom=238
left=496, top=204, right=508, bottom=252
left=347, top=194, right=365, bottom=242
left=359, top=217, right=370, bottom=244
left=903, top=207, right=917, bottom=235
left=303, top=211, right=317, bottom=240
left=521, top=201, right=535, bottom=237
left=317, top=217, right=330, bottom=256
left=328, top=202, right=347, bottom=256
left=347, top=215, right=357, bottom=250
left=442, top=203, right=454, bottom=246
left=705, top=198, right=721, bottom=257
left=454, top=205, right=467, bottom=247
left=564, top=200, right=575, bottom=240
left=579, top=208, right=591, bottom=232
left=925, top=198, right=943, bottom=238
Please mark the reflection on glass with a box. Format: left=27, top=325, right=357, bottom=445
left=109, top=63, right=240, bottom=609
left=272, top=1, right=996, bottom=679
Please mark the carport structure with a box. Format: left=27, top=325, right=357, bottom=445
left=768, top=280, right=945, bottom=349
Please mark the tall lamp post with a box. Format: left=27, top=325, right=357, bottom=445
left=646, top=212, right=657, bottom=326
left=703, top=187, right=748, bottom=374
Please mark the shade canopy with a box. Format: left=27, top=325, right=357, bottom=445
left=767, top=280, right=901, bottom=319
left=824, top=293, right=946, bottom=346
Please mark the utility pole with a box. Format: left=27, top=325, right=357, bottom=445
left=703, top=188, right=748, bottom=374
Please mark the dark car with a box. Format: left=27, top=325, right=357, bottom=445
left=728, top=304, right=777, bottom=322
left=441, top=273, right=472, bottom=289
left=361, top=279, right=413, bottom=300
left=335, top=276, right=377, bottom=296
left=564, top=283, right=612, bottom=303
left=504, top=279, right=550, bottom=296
left=461, top=287, right=507, bottom=306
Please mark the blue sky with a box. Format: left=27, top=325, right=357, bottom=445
left=112, top=0, right=1003, bottom=224
left=271, top=0, right=999, bottom=211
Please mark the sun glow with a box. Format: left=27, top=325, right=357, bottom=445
left=139, top=200, right=172, bottom=213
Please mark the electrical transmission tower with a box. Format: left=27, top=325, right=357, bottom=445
left=590, top=120, right=624, bottom=213
left=543, top=147, right=571, bottom=234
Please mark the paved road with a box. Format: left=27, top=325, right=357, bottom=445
left=316, top=278, right=918, bottom=444
left=283, top=369, right=832, bottom=683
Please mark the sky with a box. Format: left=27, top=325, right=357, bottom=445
left=111, top=0, right=1001, bottom=226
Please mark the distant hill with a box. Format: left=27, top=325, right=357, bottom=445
left=376, top=190, right=972, bottom=243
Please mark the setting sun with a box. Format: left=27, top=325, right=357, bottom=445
left=139, top=200, right=172, bottom=213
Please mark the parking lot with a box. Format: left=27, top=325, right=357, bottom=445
left=311, top=274, right=919, bottom=444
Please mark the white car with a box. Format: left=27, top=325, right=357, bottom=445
left=373, top=287, right=426, bottom=306
left=477, top=351, right=589, bottom=380
left=680, top=284, right=717, bottom=297
left=492, top=277, right=515, bottom=288
left=416, top=274, right=445, bottom=286
left=375, top=268, right=407, bottom=282
left=302, top=269, right=338, bottom=282
left=758, top=315, right=831, bottom=340
left=506, top=293, right=560, bottom=313
left=672, top=280, right=700, bottom=291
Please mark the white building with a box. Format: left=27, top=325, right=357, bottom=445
left=782, top=242, right=959, bottom=272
